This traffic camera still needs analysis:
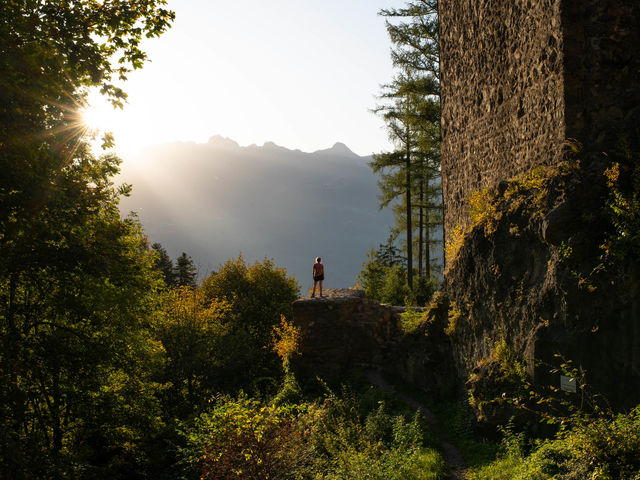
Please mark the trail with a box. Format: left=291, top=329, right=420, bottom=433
left=366, top=370, right=468, bottom=480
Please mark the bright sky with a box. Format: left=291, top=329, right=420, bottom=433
left=84, top=0, right=406, bottom=159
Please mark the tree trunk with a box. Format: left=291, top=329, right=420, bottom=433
left=418, top=174, right=424, bottom=280
left=405, top=129, right=413, bottom=291
left=52, top=368, right=63, bottom=480
left=426, top=216, right=431, bottom=280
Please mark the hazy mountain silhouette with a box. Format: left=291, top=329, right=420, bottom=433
left=118, top=136, right=394, bottom=289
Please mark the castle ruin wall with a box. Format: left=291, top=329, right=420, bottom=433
left=440, top=0, right=640, bottom=248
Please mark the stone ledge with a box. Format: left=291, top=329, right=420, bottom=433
left=294, top=288, right=366, bottom=304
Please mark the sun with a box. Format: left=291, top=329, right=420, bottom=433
left=79, top=92, right=143, bottom=153
left=81, top=97, right=120, bottom=133
left=81, top=106, right=107, bottom=132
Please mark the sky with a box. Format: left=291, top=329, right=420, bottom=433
left=84, top=0, right=407, bottom=159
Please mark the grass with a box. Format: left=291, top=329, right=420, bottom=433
left=380, top=372, right=500, bottom=470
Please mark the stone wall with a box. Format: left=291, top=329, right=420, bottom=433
left=562, top=0, right=640, bottom=150
left=290, top=289, right=405, bottom=384
left=439, top=0, right=640, bottom=248
left=440, top=0, right=566, bottom=243
left=290, top=289, right=456, bottom=395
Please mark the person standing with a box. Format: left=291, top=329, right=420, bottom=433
left=312, top=257, right=324, bottom=298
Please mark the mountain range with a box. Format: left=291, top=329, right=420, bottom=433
left=117, top=136, right=394, bottom=289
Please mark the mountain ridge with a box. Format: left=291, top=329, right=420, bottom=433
left=118, top=137, right=393, bottom=288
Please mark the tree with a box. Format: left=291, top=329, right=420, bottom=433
left=174, top=252, right=197, bottom=287
left=0, top=2, right=174, bottom=476
left=0, top=154, right=167, bottom=478
left=357, top=239, right=409, bottom=305
left=201, top=256, right=300, bottom=393
left=371, top=88, right=416, bottom=290
left=154, top=286, right=232, bottom=417
left=377, top=234, right=406, bottom=268
left=372, top=0, right=442, bottom=295
left=1, top=1, right=174, bottom=229
left=152, top=242, right=176, bottom=286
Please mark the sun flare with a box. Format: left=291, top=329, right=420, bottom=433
left=81, top=99, right=120, bottom=133
left=79, top=93, right=145, bottom=154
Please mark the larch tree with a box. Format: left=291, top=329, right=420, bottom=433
left=372, top=0, right=442, bottom=296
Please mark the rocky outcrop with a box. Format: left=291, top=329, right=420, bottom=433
left=435, top=0, right=640, bottom=431
left=290, top=289, right=456, bottom=395
left=443, top=159, right=640, bottom=426
left=290, top=289, right=403, bottom=385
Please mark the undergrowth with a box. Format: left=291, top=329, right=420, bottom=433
left=383, top=366, right=640, bottom=480
left=469, top=406, right=640, bottom=480
left=182, top=383, right=448, bottom=480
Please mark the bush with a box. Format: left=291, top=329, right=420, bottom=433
left=183, top=390, right=448, bottom=480
left=184, top=395, right=313, bottom=480
left=200, top=256, right=300, bottom=393
left=470, top=406, right=640, bottom=480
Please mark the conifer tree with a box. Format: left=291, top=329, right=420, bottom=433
left=372, top=0, right=442, bottom=295
left=372, top=81, right=418, bottom=289
left=174, top=252, right=197, bottom=287
left=152, top=242, right=176, bottom=286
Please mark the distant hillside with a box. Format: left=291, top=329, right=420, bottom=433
left=117, top=136, right=394, bottom=289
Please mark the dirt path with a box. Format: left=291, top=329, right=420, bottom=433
left=366, top=370, right=468, bottom=480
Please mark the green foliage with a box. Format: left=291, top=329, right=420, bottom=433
left=315, top=390, right=445, bottom=479
left=201, top=256, right=300, bottom=393
left=358, top=248, right=388, bottom=299
left=271, top=315, right=302, bottom=366
left=372, top=1, right=442, bottom=292
left=0, top=2, right=175, bottom=476
left=0, top=154, right=167, bottom=478
left=325, top=447, right=446, bottom=480
left=184, top=395, right=312, bottom=480
left=470, top=406, right=640, bottom=480
left=493, top=339, right=527, bottom=383
left=183, top=390, right=447, bottom=480
left=152, top=242, right=176, bottom=286
left=602, top=148, right=640, bottom=259
left=380, top=265, right=411, bottom=305
left=400, top=307, right=429, bottom=333
left=358, top=239, right=434, bottom=305
left=154, top=287, right=232, bottom=416
left=413, top=274, right=437, bottom=305
left=444, top=224, right=467, bottom=269
left=377, top=234, right=407, bottom=268
left=150, top=245, right=198, bottom=287
left=445, top=302, right=462, bottom=335
left=446, top=186, right=502, bottom=267
left=0, top=0, right=174, bottom=240
left=0, top=0, right=174, bottom=114
left=469, top=188, right=500, bottom=233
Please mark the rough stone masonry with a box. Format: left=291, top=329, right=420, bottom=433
left=439, top=0, right=640, bottom=247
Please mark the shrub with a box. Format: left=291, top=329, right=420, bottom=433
left=184, top=395, right=314, bottom=480
left=201, top=256, right=300, bottom=393
left=470, top=406, right=640, bottom=480
left=469, top=187, right=499, bottom=233
left=492, top=339, right=527, bottom=383
left=184, top=390, right=448, bottom=480
left=271, top=315, right=301, bottom=365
